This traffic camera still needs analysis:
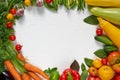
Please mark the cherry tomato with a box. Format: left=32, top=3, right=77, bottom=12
left=96, top=28, right=103, bottom=36
left=46, top=0, right=53, bottom=3
left=114, top=74, right=120, bottom=80
left=15, top=44, right=22, bottom=51
left=9, top=35, right=16, bottom=41
left=6, top=22, right=13, bottom=28
left=101, top=58, right=108, bottom=65
left=10, top=8, right=17, bottom=15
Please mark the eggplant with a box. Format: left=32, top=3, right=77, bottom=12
left=0, top=71, right=15, bottom=80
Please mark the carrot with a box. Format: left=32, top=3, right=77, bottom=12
left=21, top=73, right=31, bottom=80
left=17, top=53, right=26, bottom=62
left=24, top=63, right=49, bottom=80
left=28, top=72, right=42, bottom=80
left=4, top=60, right=21, bottom=80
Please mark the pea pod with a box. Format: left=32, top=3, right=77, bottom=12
left=95, top=35, right=113, bottom=45
left=104, top=45, right=118, bottom=53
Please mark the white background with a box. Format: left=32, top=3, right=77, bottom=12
left=15, top=6, right=101, bottom=73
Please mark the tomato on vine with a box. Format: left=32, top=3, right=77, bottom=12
left=6, top=22, right=13, bottom=28
left=9, top=35, right=16, bottom=41
left=46, top=0, right=53, bottom=4
left=15, top=44, right=22, bottom=51
left=10, top=8, right=17, bottom=15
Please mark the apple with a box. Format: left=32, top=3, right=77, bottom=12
left=108, top=51, right=120, bottom=65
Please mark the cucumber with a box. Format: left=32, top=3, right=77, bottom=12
left=104, top=45, right=118, bottom=53
left=94, top=35, right=113, bottom=45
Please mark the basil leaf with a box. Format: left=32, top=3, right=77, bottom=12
left=70, top=60, right=80, bottom=71
left=94, top=49, right=108, bottom=58
left=84, top=15, right=99, bottom=25
left=80, top=70, right=88, bottom=80
left=81, top=63, right=86, bottom=71
left=84, top=58, right=93, bottom=67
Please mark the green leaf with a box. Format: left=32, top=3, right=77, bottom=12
left=80, top=70, right=88, bottom=80
left=84, top=15, right=99, bottom=25
left=84, top=58, right=93, bottom=67
left=94, top=49, right=108, bottom=58
left=51, top=67, right=57, bottom=72
left=44, top=67, right=58, bottom=76
left=50, top=71, right=60, bottom=80
left=70, top=60, right=80, bottom=71
left=81, top=63, right=86, bottom=71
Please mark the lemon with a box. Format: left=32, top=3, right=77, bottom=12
left=98, top=65, right=114, bottom=80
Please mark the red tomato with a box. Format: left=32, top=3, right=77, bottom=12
left=10, top=8, right=17, bottom=15
left=88, top=76, right=96, bottom=80
left=9, top=35, right=16, bottom=41
left=108, top=51, right=120, bottom=65
left=15, top=44, right=22, bottom=51
left=6, top=22, right=13, bottom=28
left=46, top=0, right=53, bottom=3
left=96, top=28, right=103, bottom=36
left=95, top=77, right=101, bottom=80
left=60, top=68, right=80, bottom=80
left=114, top=74, right=120, bottom=80
left=101, top=58, right=108, bottom=65
left=88, top=76, right=101, bottom=80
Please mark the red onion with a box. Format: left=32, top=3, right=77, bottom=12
left=36, top=0, right=43, bottom=7
left=16, top=8, right=24, bottom=17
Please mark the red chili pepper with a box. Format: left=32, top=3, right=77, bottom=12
left=60, top=68, right=80, bottom=80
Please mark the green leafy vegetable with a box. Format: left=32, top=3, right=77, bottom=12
left=80, top=70, right=88, bottom=80
left=81, top=63, right=86, bottom=71
left=84, top=58, right=93, bottom=67
left=84, top=15, right=99, bottom=25
left=94, top=49, right=108, bottom=58
left=70, top=60, right=80, bottom=71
